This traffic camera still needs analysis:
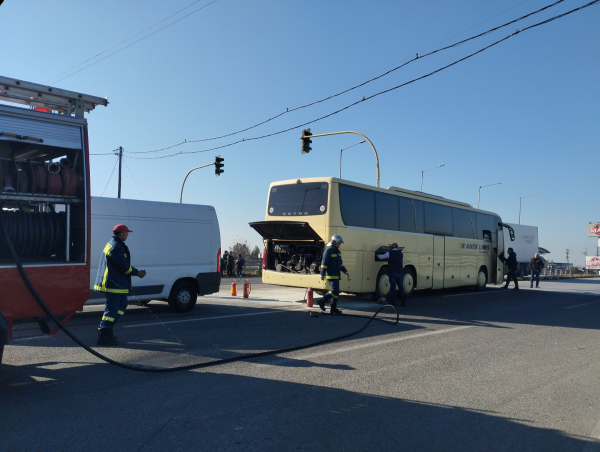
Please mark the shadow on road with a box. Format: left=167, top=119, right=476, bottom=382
left=0, top=362, right=596, bottom=451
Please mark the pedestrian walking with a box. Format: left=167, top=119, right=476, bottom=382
left=221, top=251, right=228, bottom=276
left=500, top=247, right=519, bottom=289
left=376, top=243, right=406, bottom=306
left=227, top=252, right=235, bottom=277
left=93, top=224, right=146, bottom=346
left=236, top=254, right=245, bottom=279
left=529, top=253, right=544, bottom=288
left=318, top=235, right=349, bottom=315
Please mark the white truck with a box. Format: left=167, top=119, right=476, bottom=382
left=89, top=197, right=222, bottom=312
left=502, top=223, right=539, bottom=277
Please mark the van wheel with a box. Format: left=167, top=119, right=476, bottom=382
left=403, top=268, right=416, bottom=298
left=168, top=282, right=197, bottom=312
left=375, top=267, right=391, bottom=300
left=475, top=268, right=488, bottom=291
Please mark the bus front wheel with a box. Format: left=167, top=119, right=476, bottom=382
left=375, top=267, right=391, bottom=300
left=403, top=268, right=415, bottom=298
left=475, top=268, right=488, bottom=290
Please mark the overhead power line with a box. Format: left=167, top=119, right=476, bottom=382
left=126, top=0, right=600, bottom=160
left=100, top=155, right=119, bottom=196
left=124, top=0, right=598, bottom=160
left=47, top=0, right=220, bottom=85
left=125, top=0, right=570, bottom=155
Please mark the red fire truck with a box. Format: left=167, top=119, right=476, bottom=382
left=0, top=76, right=107, bottom=365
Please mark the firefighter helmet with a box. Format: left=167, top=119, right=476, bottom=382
left=331, top=234, right=344, bottom=245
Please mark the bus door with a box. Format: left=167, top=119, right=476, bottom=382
left=432, top=236, right=444, bottom=289
left=495, top=227, right=504, bottom=284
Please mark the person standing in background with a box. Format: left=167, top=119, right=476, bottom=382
left=529, top=253, right=544, bottom=288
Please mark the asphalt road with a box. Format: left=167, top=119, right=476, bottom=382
left=2, top=278, right=600, bottom=452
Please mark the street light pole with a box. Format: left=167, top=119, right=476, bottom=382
left=518, top=192, right=538, bottom=224
left=180, top=162, right=215, bottom=203
left=420, top=164, right=445, bottom=192
left=339, top=140, right=366, bottom=179
left=477, top=182, right=502, bottom=209
left=300, top=130, right=380, bottom=187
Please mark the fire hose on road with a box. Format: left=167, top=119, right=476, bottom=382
left=1, top=209, right=399, bottom=373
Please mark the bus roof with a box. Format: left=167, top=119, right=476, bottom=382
left=268, top=177, right=499, bottom=216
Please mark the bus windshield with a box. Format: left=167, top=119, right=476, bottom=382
left=268, top=182, right=328, bottom=217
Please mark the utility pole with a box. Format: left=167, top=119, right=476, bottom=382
left=117, top=146, right=123, bottom=199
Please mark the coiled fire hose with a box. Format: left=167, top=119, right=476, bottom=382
left=0, top=209, right=399, bottom=373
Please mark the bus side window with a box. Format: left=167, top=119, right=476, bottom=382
left=482, top=230, right=492, bottom=242
left=469, top=212, right=477, bottom=239
left=476, top=213, right=494, bottom=240
left=339, top=184, right=375, bottom=228
left=453, top=208, right=474, bottom=239
left=424, top=202, right=453, bottom=236
left=399, top=197, right=415, bottom=233
left=413, top=200, right=425, bottom=234
left=375, top=192, right=399, bottom=231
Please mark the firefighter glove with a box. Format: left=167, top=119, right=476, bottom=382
left=138, top=270, right=147, bottom=278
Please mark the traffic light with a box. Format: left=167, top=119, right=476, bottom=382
left=301, top=128, right=312, bottom=154
left=215, top=155, right=224, bottom=176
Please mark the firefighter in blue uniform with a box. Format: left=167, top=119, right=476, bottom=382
left=376, top=243, right=406, bottom=306
left=318, top=234, right=349, bottom=315
left=94, top=224, right=146, bottom=346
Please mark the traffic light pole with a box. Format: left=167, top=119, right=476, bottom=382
left=303, top=130, right=380, bottom=187
left=179, top=162, right=215, bottom=203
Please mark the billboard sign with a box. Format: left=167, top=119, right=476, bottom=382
left=586, top=256, right=600, bottom=269
left=587, top=223, right=600, bottom=237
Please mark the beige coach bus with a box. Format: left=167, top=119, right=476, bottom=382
left=250, top=177, right=513, bottom=300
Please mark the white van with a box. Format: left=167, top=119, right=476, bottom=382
left=89, top=197, right=221, bottom=311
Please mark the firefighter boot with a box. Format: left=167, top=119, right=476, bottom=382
left=97, top=328, right=119, bottom=346
left=317, top=297, right=326, bottom=312
left=330, top=303, right=343, bottom=315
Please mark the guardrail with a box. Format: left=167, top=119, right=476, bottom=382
left=221, top=258, right=262, bottom=277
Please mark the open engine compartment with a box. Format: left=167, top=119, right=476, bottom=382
left=265, top=240, right=324, bottom=274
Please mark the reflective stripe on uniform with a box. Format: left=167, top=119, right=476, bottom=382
left=320, top=265, right=327, bottom=269
left=325, top=275, right=339, bottom=280
left=103, top=243, right=113, bottom=257
left=93, top=285, right=129, bottom=294
left=102, top=315, right=115, bottom=323
left=125, top=266, right=133, bottom=275
left=117, top=310, right=125, bottom=315
left=331, top=254, right=338, bottom=257
left=101, top=266, right=109, bottom=289
left=328, top=291, right=338, bottom=298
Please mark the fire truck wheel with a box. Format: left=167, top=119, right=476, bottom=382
left=168, top=282, right=198, bottom=312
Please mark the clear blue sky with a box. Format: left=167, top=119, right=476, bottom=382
left=2, top=0, right=598, bottom=265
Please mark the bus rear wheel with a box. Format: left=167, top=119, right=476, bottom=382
left=403, top=268, right=416, bottom=298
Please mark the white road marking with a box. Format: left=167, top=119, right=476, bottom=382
left=564, top=300, right=600, bottom=309
left=11, top=335, right=48, bottom=342
left=583, top=416, right=600, bottom=452
left=124, top=309, right=295, bottom=328
left=443, top=291, right=503, bottom=298
left=293, top=325, right=474, bottom=360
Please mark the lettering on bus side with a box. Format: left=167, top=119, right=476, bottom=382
left=459, top=243, right=490, bottom=253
